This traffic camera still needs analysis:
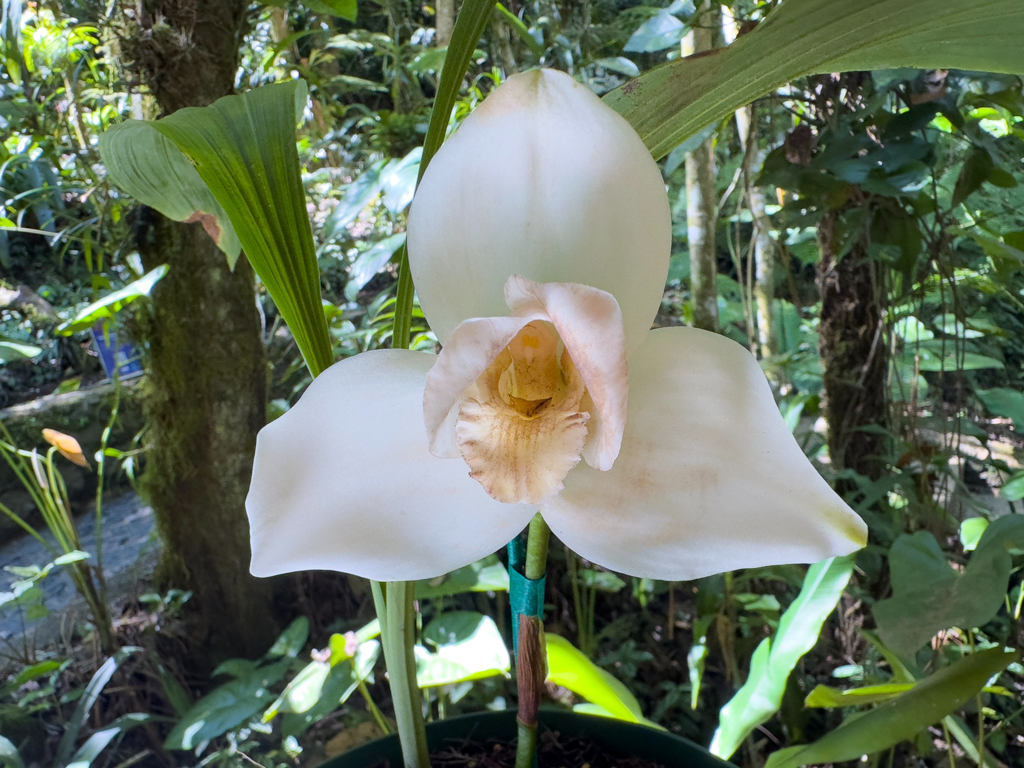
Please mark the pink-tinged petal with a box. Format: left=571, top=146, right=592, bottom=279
left=407, top=69, right=670, bottom=355
left=541, top=328, right=868, bottom=581
left=504, top=277, right=627, bottom=470
left=424, top=315, right=532, bottom=458
left=424, top=276, right=628, bottom=471
left=247, top=349, right=535, bottom=581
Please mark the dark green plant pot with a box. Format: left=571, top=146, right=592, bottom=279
left=319, top=709, right=731, bottom=767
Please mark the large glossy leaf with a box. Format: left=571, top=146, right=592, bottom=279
left=415, top=554, right=510, bottom=599
left=977, top=387, right=1024, bottom=430
left=416, top=611, right=510, bottom=687
left=280, top=641, right=381, bottom=738
left=99, top=122, right=241, bottom=266
left=765, top=647, right=1019, bottom=768
left=545, top=633, right=659, bottom=728
left=0, top=339, right=42, bottom=362
left=115, top=81, right=334, bottom=377
left=164, top=660, right=291, bottom=750
left=55, top=265, right=168, bottom=336
left=605, top=0, right=1024, bottom=159
left=0, top=736, right=24, bottom=768
left=873, top=517, right=1024, bottom=657
left=710, top=556, right=855, bottom=759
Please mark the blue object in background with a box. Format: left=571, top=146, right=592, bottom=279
left=90, top=323, right=144, bottom=379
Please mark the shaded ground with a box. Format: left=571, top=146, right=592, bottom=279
left=0, top=492, right=158, bottom=645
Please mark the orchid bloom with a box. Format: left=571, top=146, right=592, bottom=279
left=246, top=69, right=867, bottom=583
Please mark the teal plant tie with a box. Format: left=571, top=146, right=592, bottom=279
left=507, top=535, right=545, bottom=655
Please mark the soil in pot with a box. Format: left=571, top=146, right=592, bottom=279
left=369, top=729, right=667, bottom=768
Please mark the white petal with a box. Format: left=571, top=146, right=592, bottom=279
left=407, top=69, right=670, bottom=355
left=247, top=349, right=535, bottom=581
left=542, top=328, right=868, bottom=581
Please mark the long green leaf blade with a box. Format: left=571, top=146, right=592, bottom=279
left=710, top=555, right=855, bottom=759
left=604, top=0, right=1024, bottom=159
left=765, top=647, right=1019, bottom=768
left=100, top=123, right=241, bottom=266
left=143, top=81, right=334, bottom=377
left=393, top=0, right=496, bottom=349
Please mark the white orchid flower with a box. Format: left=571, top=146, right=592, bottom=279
left=246, top=69, right=867, bottom=583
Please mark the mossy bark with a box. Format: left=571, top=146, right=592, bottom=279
left=123, top=0, right=277, bottom=661
left=817, top=215, right=889, bottom=483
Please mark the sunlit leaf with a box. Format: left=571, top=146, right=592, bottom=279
left=623, top=10, right=685, bottom=53
left=0, top=735, right=24, bottom=768
left=416, top=611, right=510, bottom=687
left=264, top=661, right=331, bottom=719
left=267, top=617, right=310, bottom=659
left=55, top=265, right=168, bottom=336
left=100, top=123, right=241, bottom=266
left=344, top=233, right=406, bottom=301
left=1001, top=472, right=1024, bottom=502
left=960, top=517, right=989, bottom=552
left=117, top=81, right=334, bottom=377
left=56, top=647, right=141, bottom=766
left=545, top=633, right=660, bottom=728
left=415, top=554, right=510, bottom=599
left=710, top=555, right=855, bottom=759
left=605, top=0, right=1024, bottom=160
left=0, top=340, right=43, bottom=362
left=281, top=641, right=380, bottom=738
left=165, top=660, right=290, bottom=750
left=765, top=647, right=1018, bottom=768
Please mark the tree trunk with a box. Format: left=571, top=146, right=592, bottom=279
left=817, top=214, right=888, bottom=482
left=810, top=73, right=889, bottom=485
left=122, top=0, right=277, bottom=661
left=683, top=2, right=719, bottom=333
left=735, top=104, right=775, bottom=358
left=436, top=0, right=455, bottom=46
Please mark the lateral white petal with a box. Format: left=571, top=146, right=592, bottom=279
left=247, top=349, right=535, bottom=581
left=407, top=69, right=670, bottom=355
left=541, top=328, right=868, bottom=581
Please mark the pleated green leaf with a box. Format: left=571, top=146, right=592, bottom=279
left=100, top=122, right=241, bottom=267
left=110, top=81, right=333, bottom=378
left=605, top=0, right=1024, bottom=159
left=765, top=647, right=1019, bottom=768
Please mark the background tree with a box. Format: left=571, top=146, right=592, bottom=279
left=119, top=0, right=278, bottom=661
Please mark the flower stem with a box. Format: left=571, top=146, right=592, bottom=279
left=380, top=580, right=431, bottom=768
left=515, top=515, right=550, bottom=768
left=525, top=513, right=550, bottom=581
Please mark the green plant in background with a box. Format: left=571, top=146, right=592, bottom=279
left=0, top=0, right=1019, bottom=765
left=96, top=0, right=1024, bottom=765
left=0, top=421, right=114, bottom=654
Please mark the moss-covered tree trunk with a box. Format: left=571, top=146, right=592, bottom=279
left=812, top=73, right=889, bottom=485
left=817, top=215, right=888, bottom=482
left=124, top=0, right=277, bottom=661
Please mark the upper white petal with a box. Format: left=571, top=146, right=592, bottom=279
left=541, top=328, right=868, bottom=581
left=247, top=349, right=535, bottom=581
left=407, top=68, right=670, bottom=355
